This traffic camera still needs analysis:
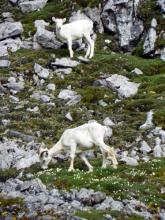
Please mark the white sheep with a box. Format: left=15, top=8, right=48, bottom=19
left=52, top=17, right=95, bottom=59
left=38, top=122, right=118, bottom=172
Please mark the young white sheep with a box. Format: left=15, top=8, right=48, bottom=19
left=52, top=17, right=95, bottom=59
left=38, top=122, right=118, bottom=172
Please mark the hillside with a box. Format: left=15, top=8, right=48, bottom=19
left=0, top=0, right=165, bottom=219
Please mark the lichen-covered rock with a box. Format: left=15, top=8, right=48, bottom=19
left=157, top=0, right=165, bottom=13
left=0, top=38, right=22, bottom=57
left=101, top=0, right=144, bottom=51
left=58, top=89, right=81, bottom=106
left=0, top=60, right=11, bottom=68
left=51, top=58, right=79, bottom=68
left=34, top=20, right=62, bottom=49
left=0, top=21, right=23, bottom=41
left=19, top=0, right=48, bottom=13
left=95, top=74, right=140, bottom=98
left=143, top=18, right=157, bottom=56
left=34, top=63, right=50, bottom=79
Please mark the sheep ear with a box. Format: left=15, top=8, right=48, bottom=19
left=52, top=17, right=56, bottom=23
left=63, top=18, right=66, bottom=23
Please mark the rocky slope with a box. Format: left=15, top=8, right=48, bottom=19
left=0, top=0, right=165, bottom=219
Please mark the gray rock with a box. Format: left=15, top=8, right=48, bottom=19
left=31, top=91, right=50, bottom=103
left=0, top=60, right=11, bottom=68
left=34, top=63, right=49, bottom=79
left=110, top=200, right=124, bottom=211
left=69, top=10, right=91, bottom=23
left=121, top=156, right=139, bottom=166
left=84, top=7, right=104, bottom=34
left=55, top=68, right=72, bottom=75
left=1, top=119, right=10, bottom=126
left=156, top=47, right=165, bottom=61
left=157, top=0, right=165, bottom=13
left=159, top=211, right=165, bottom=220
left=98, top=99, right=108, bottom=107
left=76, top=188, right=106, bottom=205
left=19, top=0, right=48, bottom=13
left=101, top=0, right=143, bottom=51
left=8, top=130, right=34, bottom=142
left=139, top=110, right=154, bottom=130
left=9, top=0, right=18, bottom=4
left=0, top=38, right=22, bottom=57
left=95, top=196, right=114, bottom=210
left=34, top=20, right=62, bottom=49
left=65, top=112, right=73, bottom=121
left=95, top=74, right=140, bottom=98
left=51, top=58, right=79, bottom=68
left=19, top=178, right=46, bottom=193
left=159, top=129, right=165, bottom=144
left=140, top=141, right=152, bottom=154
left=143, top=18, right=157, bottom=55
left=103, top=117, right=115, bottom=127
left=58, top=89, right=81, bottom=106
left=131, top=68, right=143, bottom=75
left=5, top=81, right=24, bottom=92
left=26, top=106, right=39, bottom=113
left=153, top=137, right=163, bottom=157
left=47, top=83, right=55, bottom=91
left=77, top=56, right=90, bottom=64
left=0, top=21, right=23, bottom=41
left=15, top=153, right=39, bottom=169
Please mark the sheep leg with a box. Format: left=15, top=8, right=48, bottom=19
left=67, top=38, right=73, bottom=58
left=100, top=150, right=107, bottom=169
left=84, top=33, right=93, bottom=59
left=68, top=144, right=76, bottom=172
left=85, top=43, right=91, bottom=58
left=99, top=142, right=118, bottom=169
left=80, top=153, right=93, bottom=172
left=89, top=39, right=94, bottom=59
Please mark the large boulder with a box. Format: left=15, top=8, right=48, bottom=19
left=19, top=0, right=48, bottom=13
left=0, top=38, right=22, bottom=57
left=34, top=20, right=62, bottom=49
left=0, top=21, right=23, bottom=41
left=101, top=0, right=144, bottom=51
left=0, top=140, right=39, bottom=170
left=157, top=0, right=165, bottom=13
left=143, top=18, right=157, bottom=56
left=95, top=74, right=140, bottom=98
left=58, top=89, right=81, bottom=106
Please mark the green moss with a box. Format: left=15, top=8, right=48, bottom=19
left=76, top=210, right=145, bottom=220
left=33, top=158, right=165, bottom=210
left=0, top=168, right=19, bottom=182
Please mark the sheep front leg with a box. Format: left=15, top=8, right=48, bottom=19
left=101, top=150, right=107, bottom=169
left=80, top=153, right=93, bottom=172
left=99, top=142, right=118, bottom=169
left=67, top=38, right=74, bottom=58
left=68, top=144, right=76, bottom=172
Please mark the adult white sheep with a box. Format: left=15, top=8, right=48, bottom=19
left=52, top=17, right=95, bottom=59
left=38, top=121, right=118, bottom=172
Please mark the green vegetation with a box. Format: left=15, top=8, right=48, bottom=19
left=32, top=158, right=165, bottom=210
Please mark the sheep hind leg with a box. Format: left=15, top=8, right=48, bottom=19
left=67, top=38, right=74, bottom=58
left=85, top=43, right=91, bottom=58
left=80, top=154, right=93, bottom=172
left=68, top=144, right=76, bottom=172
left=99, top=142, right=118, bottom=169
left=84, top=33, right=93, bottom=59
